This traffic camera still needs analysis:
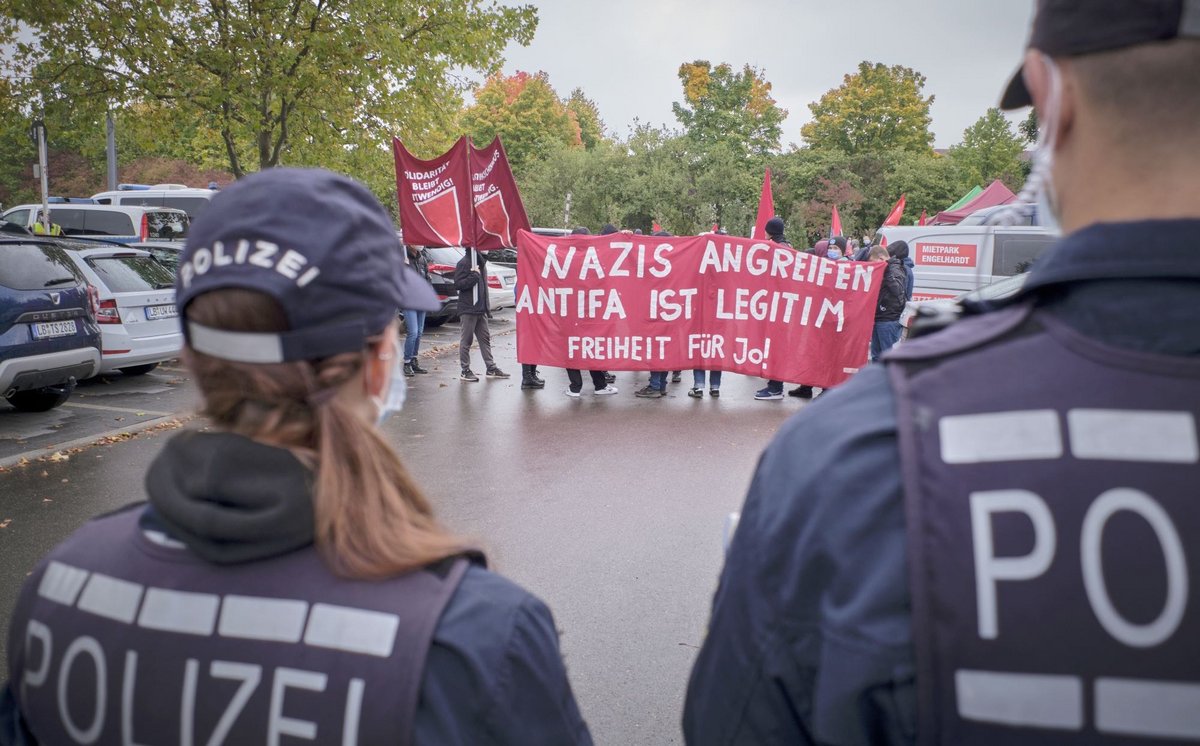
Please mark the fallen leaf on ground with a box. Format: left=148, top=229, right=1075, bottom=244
left=0, top=519, right=11, bottom=529
left=47, top=452, right=69, bottom=462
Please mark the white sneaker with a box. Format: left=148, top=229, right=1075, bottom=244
left=565, top=389, right=582, bottom=398
left=594, top=386, right=619, bottom=396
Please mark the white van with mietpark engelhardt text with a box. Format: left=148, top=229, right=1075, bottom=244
left=874, top=224, right=1056, bottom=322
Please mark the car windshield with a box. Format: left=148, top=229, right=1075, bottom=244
left=145, top=210, right=190, bottom=240
left=86, top=255, right=176, bottom=293
left=0, top=244, right=84, bottom=290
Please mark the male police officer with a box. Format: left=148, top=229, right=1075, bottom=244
left=685, top=1, right=1200, bottom=743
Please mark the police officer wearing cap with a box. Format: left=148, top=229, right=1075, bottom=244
left=685, top=1, right=1200, bottom=743
left=1, top=169, right=593, bottom=745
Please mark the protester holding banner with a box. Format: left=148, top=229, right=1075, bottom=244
left=754, top=217, right=792, bottom=401
left=636, top=227, right=676, bottom=399
left=685, top=1, right=1200, bottom=742
left=560, top=226, right=618, bottom=397
left=454, top=250, right=508, bottom=382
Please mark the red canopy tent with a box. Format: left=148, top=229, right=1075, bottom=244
left=933, top=179, right=1016, bottom=225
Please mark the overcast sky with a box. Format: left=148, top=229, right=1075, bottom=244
left=493, top=0, right=1037, bottom=148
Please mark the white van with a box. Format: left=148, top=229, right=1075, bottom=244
left=875, top=224, right=1056, bottom=303
left=2, top=203, right=190, bottom=243
left=91, top=185, right=217, bottom=219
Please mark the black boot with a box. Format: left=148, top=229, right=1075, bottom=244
left=521, top=364, right=544, bottom=389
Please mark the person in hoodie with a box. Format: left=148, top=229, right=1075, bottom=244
left=889, top=239, right=915, bottom=300
left=0, top=169, right=593, bottom=746
left=869, top=244, right=908, bottom=360
left=454, top=248, right=509, bottom=382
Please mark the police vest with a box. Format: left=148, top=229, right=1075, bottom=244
left=889, top=302, right=1200, bottom=744
left=9, top=506, right=470, bottom=746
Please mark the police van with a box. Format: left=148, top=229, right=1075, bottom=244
left=91, top=184, right=217, bottom=220
left=875, top=224, right=1056, bottom=328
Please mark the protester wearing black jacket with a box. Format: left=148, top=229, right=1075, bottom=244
left=454, top=250, right=508, bottom=381
left=870, top=242, right=908, bottom=360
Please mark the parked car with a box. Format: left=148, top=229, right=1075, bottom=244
left=91, top=184, right=217, bottom=220
left=58, top=242, right=183, bottom=376
left=2, top=203, right=190, bottom=243
left=0, top=238, right=102, bottom=411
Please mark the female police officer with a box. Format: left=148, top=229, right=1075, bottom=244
left=2, top=168, right=593, bottom=745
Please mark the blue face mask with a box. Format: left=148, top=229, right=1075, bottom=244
left=826, top=249, right=841, bottom=260
left=372, top=343, right=408, bottom=426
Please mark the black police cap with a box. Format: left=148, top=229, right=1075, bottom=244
left=1001, top=0, right=1200, bottom=110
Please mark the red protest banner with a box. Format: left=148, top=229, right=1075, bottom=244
left=393, top=136, right=474, bottom=247
left=515, top=231, right=882, bottom=388
left=470, top=137, right=532, bottom=250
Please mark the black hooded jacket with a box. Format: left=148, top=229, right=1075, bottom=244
left=453, top=251, right=490, bottom=315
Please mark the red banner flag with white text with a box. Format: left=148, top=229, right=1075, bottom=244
left=393, top=137, right=474, bottom=247
left=515, top=231, right=881, bottom=388
left=882, top=194, right=907, bottom=226
left=751, top=169, right=774, bottom=240
left=469, top=137, right=531, bottom=250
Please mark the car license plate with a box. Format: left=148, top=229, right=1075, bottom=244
left=145, top=304, right=178, bottom=320
left=503, top=276, right=514, bottom=287
left=32, top=320, right=77, bottom=339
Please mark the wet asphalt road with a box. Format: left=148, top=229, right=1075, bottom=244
left=0, top=310, right=809, bottom=745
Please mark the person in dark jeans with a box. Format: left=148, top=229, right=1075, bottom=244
left=870, top=244, right=908, bottom=360
left=453, top=249, right=508, bottom=382
left=403, top=245, right=432, bottom=377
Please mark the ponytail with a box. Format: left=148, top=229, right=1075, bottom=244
left=185, top=289, right=470, bottom=578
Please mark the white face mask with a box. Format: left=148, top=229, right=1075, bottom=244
left=371, top=341, right=408, bottom=426
left=988, top=53, right=1064, bottom=236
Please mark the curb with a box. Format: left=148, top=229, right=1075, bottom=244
left=0, top=413, right=192, bottom=470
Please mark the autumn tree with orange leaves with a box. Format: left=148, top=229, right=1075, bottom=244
left=461, top=71, right=599, bottom=175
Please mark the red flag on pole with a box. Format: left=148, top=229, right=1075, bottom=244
left=712, top=223, right=719, bottom=232
left=469, top=137, right=531, bottom=250
left=751, top=169, right=775, bottom=240
left=652, top=221, right=662, bottom=233
left=393, top=137, right=473, bottom=247
left=831, top=205, right=843, bottom=238
left=882, top=194, right=907, bottom=227
left=918, top=209, right=928, bottom=226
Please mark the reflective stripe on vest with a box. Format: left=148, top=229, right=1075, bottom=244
left=9, top=507, right=470, bottom=746
left=890, top=303, right=1200, bottom=744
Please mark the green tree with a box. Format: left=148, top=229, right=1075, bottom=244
left=1019, top=110, right=1039, bottom=144
left=0, top=1, right=537, bottom=179
left=949, top=108, right=1026, bottom=190
left=460, top=70, right=581, bottom=176
left=802, top=62, right=934, bottom=156
left=672, top=61, right=786, bottom=159
left=566, top=88, right=606, bottom=151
